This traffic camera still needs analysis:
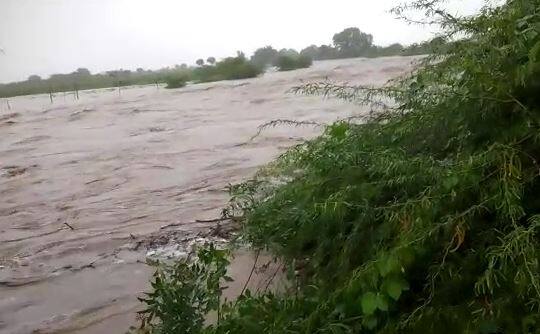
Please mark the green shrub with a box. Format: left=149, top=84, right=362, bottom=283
left=192, top=53, right=262, bottom=83
left=250, top=46, right=279, bottom=69
left=164, top=73, right=189, bottom=89
left=137, top=245, right=230, bottom=334
left=275, top=54, right=313, bottom=71
left=140, top=0, right=540, bottom=332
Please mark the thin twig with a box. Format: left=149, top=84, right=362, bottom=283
left=264, top=263, right=283, bottom=292
left=249, top=119, right=322, bottom=141
left=241, top=249, right=260, bottom=296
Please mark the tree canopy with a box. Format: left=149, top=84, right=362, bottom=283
left=250, top=45, right=279, bottom=68
left=332, top=27, right=374, bottom=57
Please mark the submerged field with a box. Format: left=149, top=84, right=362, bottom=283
left=0, top=56, right=419, bottom=334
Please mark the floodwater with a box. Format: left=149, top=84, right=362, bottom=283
left=0, top=56, right=419, bottom=334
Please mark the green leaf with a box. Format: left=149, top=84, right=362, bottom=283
left=376, top=254, right=399, bottom=277
left=529, top=41, right=540, bottom=65
left=383, top=277, right=408, bottom=300
left=360, top=292, right=378, bottom=315
left=362, top=315, right=378, bottom=330
left=376, top=294, right=388, bottom=311
left=443, top=175, right=459, bottom=190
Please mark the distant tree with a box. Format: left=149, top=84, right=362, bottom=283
left=236, top=51, right=246, bottom=60
left=273, top=49, right=300, bottom=66
left=317, top=45, right=339, bottom=60
left=180, top=63, right=188, bottom=69
left=196, top=59, right=205, bottom=66
left=278, top=48, right=299, bottom=57
left=300, top=45, right=320, bottom=60
left=402, top=36, right=447, bottom=56
left=27, top=74, right=42, bottom=81
left=429, top=36, right=447, bottom=49
left=74, top=67, right=91, bottom=76
left=386, top=43, right=404, bottom=52
left=333, top=27, right=373, bottom=58
left=136, top=67, right=145, bottom=73
left=275, top=54, right=313, bottom=71
left=49, top=74, right=65, bottom=80
left=207, top=57, right=216, bottom=65
left=371, top=43, right=404, bottom=57
left=250, top=46, right=279, bottom=68
left=192, top=53, right=262, bottom=83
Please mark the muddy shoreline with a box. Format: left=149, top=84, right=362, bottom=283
left=0, top=56, right=419, bottom=334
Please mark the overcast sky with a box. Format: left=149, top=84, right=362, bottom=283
left=0, top=0, right=486, bottom=83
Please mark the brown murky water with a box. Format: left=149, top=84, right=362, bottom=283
left=0, top=56, right=419, bottom=334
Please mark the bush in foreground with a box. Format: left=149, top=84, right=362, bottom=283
left=138, top=0, right=540, bottom=332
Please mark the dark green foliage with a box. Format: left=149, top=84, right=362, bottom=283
left=0, top=53, right=261, bottom=98
left=27, top=74, right=42, bottom=81
left=0, top=67, right=168, bottom=98
left=250, top=46, right=279, bottom=68
left=402, top=37, right=448, bottom=56
left=74, top=67, right=91, bottom=76
left=300, top=28, right=409, bottom=60
left=369, top=43, right=405, bottom=57
left=138, top=0, right=540, bottom=333
left=300, top=44, right=321, bottom=59
left=192, top=53, right=262, bottom=83
left=164, top=72, right=189, bottom=89
left=333, top=27, right=374, bottom=58
left=275, top=54, right=313, bottom=71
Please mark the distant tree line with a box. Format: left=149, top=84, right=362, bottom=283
left=0, top=66, right=175, bottom=98
left=0, top=27, right=440, bottom=97
left=251, top=27, right=439, bottom=68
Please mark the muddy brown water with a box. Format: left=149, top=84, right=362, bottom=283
left=0, top=56, right=419, bottom=334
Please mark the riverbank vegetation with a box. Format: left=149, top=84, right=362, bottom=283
left=275, top=53, right=313, bottom=71
left=162, top=53, right=262, bottom=89
left=164, top=73, right=189, bottom=89
left=136, top=0, right=540, bottom=333
left=192, top=52, right=262, bottom=83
